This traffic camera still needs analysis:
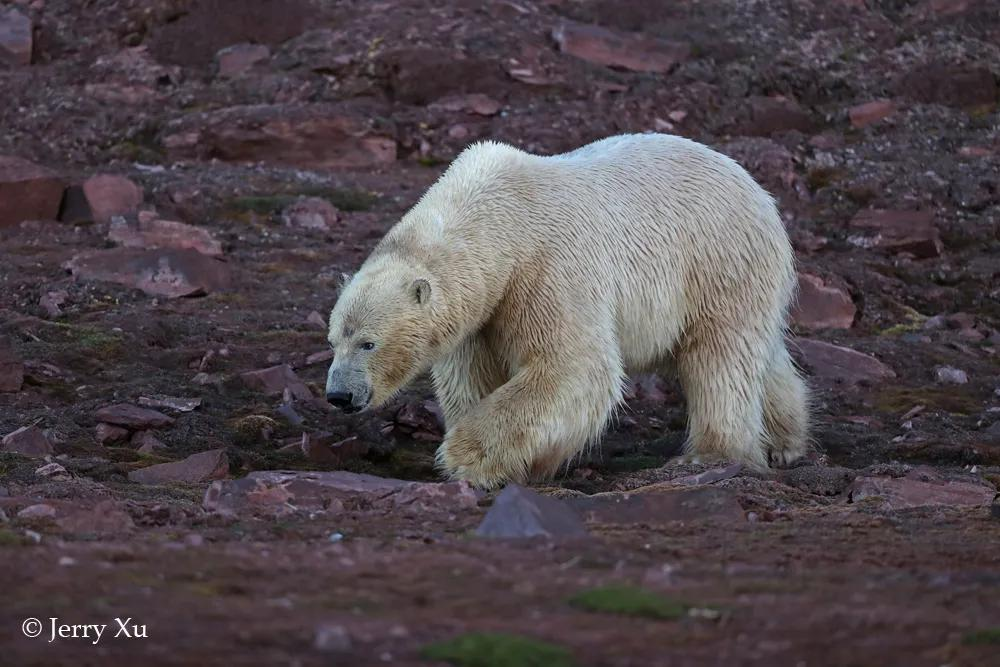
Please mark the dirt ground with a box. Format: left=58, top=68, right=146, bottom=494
left=1, top=1, right=999, bottom=665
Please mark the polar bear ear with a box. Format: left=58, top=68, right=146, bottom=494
left=411, top=278, right=431, bottom=305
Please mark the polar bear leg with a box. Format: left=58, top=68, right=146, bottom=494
left=432, top=334, right=507, bottom=427
left=763, top=344, right=809, bottom=466
left=436, top=351, right=623, bottom=489
left=677, top=328, right=771, bottom=469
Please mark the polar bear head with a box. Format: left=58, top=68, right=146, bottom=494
left=325, top=256, right=436, bottom=413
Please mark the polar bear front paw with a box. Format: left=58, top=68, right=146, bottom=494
left=435, top=430, right=527, bottom=490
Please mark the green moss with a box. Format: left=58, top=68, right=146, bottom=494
left=228, top=195, right=298, bottom=215
left=420, top=633, right=574, bottom=667
left=225, top=187, right=379, bottom=217
left=0, top=528, right=26, bottom=547
left=962, top=628, right=1000, bottom=645
left=298, top=186, right=379, bottom=212
left=604, top=454, right=663, bottom=473
left=75, top=326, right=125, bottom=360
left=568, top=585, right=688, bottom=620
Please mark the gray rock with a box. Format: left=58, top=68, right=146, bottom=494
left=476, top=484, right=588, bottom=539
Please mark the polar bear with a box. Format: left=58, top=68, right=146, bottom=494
left=325, top=133, right=809, bottom=489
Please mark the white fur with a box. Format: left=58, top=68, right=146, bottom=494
left=338, top=134, right=809, bottom=488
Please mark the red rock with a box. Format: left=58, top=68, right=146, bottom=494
left=0, top=343, right=24, bottom=392
left=56, top=500, right=135, bottom=535
left=161, top=103, right=397, bottom=169
left=0, top=155, right=65, bottom=228
left=38, top=290, right=68, bottom=318
left=791, top=338, right=896, bottom=386
left=128, top=449, right=229, bottom=485
left=0, top=8, right=32, bottom=66
left=240, top=364, right=312, bottom=400
left=551, top=22, right=690, bottom=73
left=132, top=431, right=167, bottom=453
left=82, top=175, right=143, bottom=224
left=476, top=484, right=587, bottom=538
left=94, top=403, right=174, bottom=429
left=738, top=96, right=818, bottom=136
left=958, top=145, right=992, bottom=158
left=65, top=247, right=233, bottom=298
left=281, top=197, right=339, bottom=231
left=429, top=93, right=502, bottom=116
left=108, top=216, right=222, bottom=256
left=896, top=64, right=998, bottom=109
left=718, top=137, right=803, bottom=199
left=395, top=401, right=444, bottom=440
left=849, top=99, right=895, bottom=128
left=302, top=433, right=369, bottom=465
left=848, top=209, right=943, bottom=258
left=791, top=273, right=856, bottom=330
left=203, top=470, right=480, bottom=516
left=305, top=311, right=327, bottom=329
left=1, top=426, right=54, bottom=457
left=216, top=43, right=270, bottom=78
left=567, top=487, right=745, bottom=524
left=95, top=423, right=129, bottom=445
left=850, top=474, right=994, bottom=510
left=304, top=349, right=334, bottom=366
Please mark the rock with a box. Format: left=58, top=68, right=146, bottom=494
left=717, top=137, right=803, bottom=200
left=38, top=290, right=68, bottom=318
left=738, top=96, right=817, bottom=136
left=35, top=462, right=71, bottom=481
left=302, top=433, right=369, bottom=466
left=380, top=47, right=506, bottom=105
left=568, top=486, right=745, bottom=524
left=305, top=311, right=327, bottom=330
left=791, top=273, right=856, bottom=330
left=108, top=216, right=223, bottom=257
left=1, top=426, right=54, bottom=457
left=0, top=343, right=24, bottom=392
left=429, top=93, right=502, bottom=116
left=204, top=470, right=479, bottom=516
left=95, top=423, right=129, bottom=445
left=240, top=364, right=312, bottom=400
left=65, top=248, right=233, bottom=298
left=131, top=431, right=167, bottom=453
left=281, top=197, right=339, bottom=231
left=476, top=485, right=588, bottom=539
left=896, top=64, right=998, bottom=110
left=670, top=463, right=744, bottom=486
left=216, top=43, right=270, bottom=78
left=935, top=366, right=968, bottom=385
left=0, top=155, right=65, bottom=228
left=137, top=395, right=201, bottom=412
left=128, top=449, right=229, bottom=485
left=161, top=103, right=397, bottom=169
left=94, top=403, right=174, bottom=429
left=849, top=474, right=995, bottom=510
left=82, top=175, right=143, bottom=224
left=57, top=185, right=93, bottom=225
left=849, top=99, right=895, bottom=128
left=551, top=22, right=690, bottom=73
left=304, top=349, right=335, bottom=366
left=314, top=624, right=352, bottom=653
left=0, top=7, right=32, bottom=66
left=17, top=504, right=56, bottom=520
left=56, top=500, right=135, bottom=535
left=848, top=209, right=943, bottom=258
left=791, top=338, right=896, bottom=387
left=394, top=400, right=444, bottom=441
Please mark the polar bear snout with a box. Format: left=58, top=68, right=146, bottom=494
left=325, top=366, right=372, bottom=413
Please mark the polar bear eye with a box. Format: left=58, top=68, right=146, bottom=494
left=360, top=341, right=375, bottom=351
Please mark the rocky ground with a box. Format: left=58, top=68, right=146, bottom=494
left=1, top=0, right=999, bottom=665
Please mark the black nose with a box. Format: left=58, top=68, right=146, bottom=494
left=326, top=391, right=354, bottom=410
